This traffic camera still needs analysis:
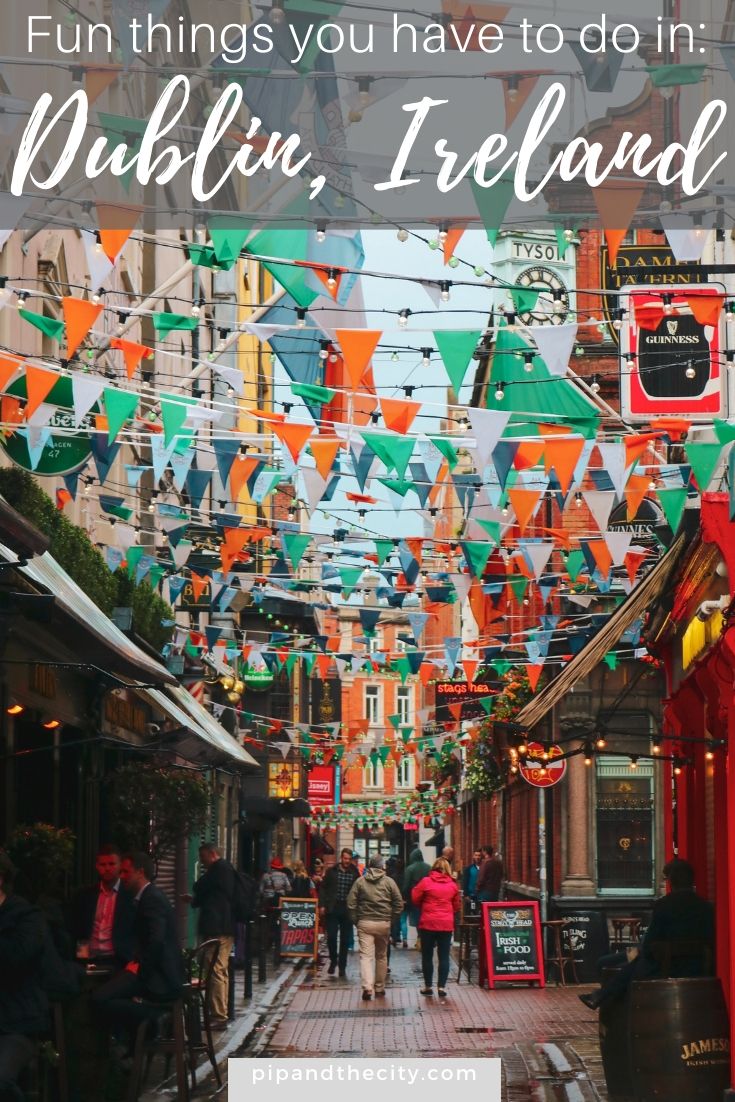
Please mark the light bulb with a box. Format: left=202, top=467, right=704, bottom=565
left=92, top=288, right=103, bottom=305
left=629, top=756, right=638, bottom=769
left=191, top=302, right=201, bottom=317
left=439, top=281, right=451, bottom=302
left=552, top=293, right=565, bottom=315
left=595, top=737, right=606, bottom=749
left=421, top=349, right=431, bottom=367
left=391, top=351, right=399, bottom=362
left=398, top=309, right=410, bottom=328
left=727, top=304, right=735, bottom=325
left=662, top=294, right=674, bottom=315
left=501, top=505, right=509, bottom=517
left=686, top=363, right=696, bottom=379
left=506, top=77, right=519, bottom=102
left=94, top=233, right=103, bottom=254
left=564, top=228, right=575, bottom=242
left=648, top=479, right=657, bottom=491
left=575, top=493, right=582, bottom=508
left=494, top=385, right=505, bottom=401
left=326, top=268, right=338, bottom=289
left=397, top=228, right=409, bottom=242
left=319, top=342, right=329, bottom=361
left=448, top=256, right=460, bottom=269
left=296, top=308, right=306, bottom=329
left=16, top=292, right=27, bottom=308
left=438, top=223, right=448, bottom=244
left=474, top=266, right=485, bottom=277
left=315, top=222, right=327, bottom=243
left=523, top=354, right=534, bottom=373
left=591, top=379, right=601, bottom=393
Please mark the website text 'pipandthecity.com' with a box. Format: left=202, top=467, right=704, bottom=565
left=230, top=1059, right=501, bottom=1102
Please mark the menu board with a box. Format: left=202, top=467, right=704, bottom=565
left=481, top=901, right=545, bottom=988
left=279, top=898, right=319, bottom=959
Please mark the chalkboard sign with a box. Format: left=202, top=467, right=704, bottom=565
left=481, top=901, right=545, bottom=988
left=555, top=909, right=610, bottom=984
left=279, top=898, right=319, bottom=959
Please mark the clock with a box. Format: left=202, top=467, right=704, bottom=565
left=514, top=266, right=570, bottom=325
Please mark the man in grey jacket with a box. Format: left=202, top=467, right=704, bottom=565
left=347, top=855, right=404, bottom=1001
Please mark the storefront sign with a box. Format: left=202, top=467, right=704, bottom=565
left=435, top=680, right=494, bottom=721
left=601, top=245, right=697, bottom=344
left=1, top=375, right=96, bottom=476
left=482, top=901, right=545, bottom=988
left=103, top=692, right=148, bottom=738
left=244, top=668, right=274, bottom=692
left=307, top=764, right=337, bottom=807
left=279, top=898, right=318, bottom=959
left=29, top=664, right=56, bottom=699
left=311, top=677, right=341, bottom=726
left=519, top=742, right=567, bottom=788
left=621, top=286, right=724, bottom=421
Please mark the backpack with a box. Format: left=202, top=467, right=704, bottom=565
left=232, top=870, right=257, bottom=922
left=260, top=870, right=291, bottom=908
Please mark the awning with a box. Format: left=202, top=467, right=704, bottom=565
left=514, top=535, right=686, bottom=731
left=161, top=684, right=259, bottom=769
left=0, top=542, right=174, bottom=685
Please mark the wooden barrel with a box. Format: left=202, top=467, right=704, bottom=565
left=599, top=992, right=634, bottom=1098
left=630, top=978, right=730, bottom=1102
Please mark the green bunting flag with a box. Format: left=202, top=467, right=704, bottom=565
left=646, top=64, right=706, bottom=88
left=475, top=520, right=501, bottom=544
left=461, top=541, right=493, bottom=579
left=208, top=217, right=253, bottom=264
left=509, top=287, right=540, bottom=315
left=507, top=575, right=529, bottom=603
left=282, top=532, right=312, bottom=570
left=429, top=437, right=459, bottom=470
left=19, top=310, right=65, bottom=341
left=470, top=177, right=516, bottom=247
left=603, top=652, right=619, bottom=670
left=104, top=388, right=139, bottom=443
left=554, top=223, right=577, bottom=260
left=152, top=313, right=199, bottom=334
left=361, top=432, right=415, bottom=479
left=433, top=330, right=482, bottom=396
left=160, top=395, right=196, bottom=445
left=186, top=243, right=235, bottom=271
left=247, top=226, right=318, bottom=308
left=564, top=549, right=586, bottom=582
left=374, top=539, right=394, bottom=566
left=685, top=442, right=723, bottom=492
left=714, top=419, right=735, bottom=446
left=339, top=566, right=363, bottom=596
left=393, top=656, right=411, bottom=684
left=291, top=382, right=336, bottom=405
left=658, top=487, right=688, bottom=533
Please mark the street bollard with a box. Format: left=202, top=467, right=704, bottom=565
left=258, top=912, right=267, bottom=983
left=244, top=919, right=253, bottom=1000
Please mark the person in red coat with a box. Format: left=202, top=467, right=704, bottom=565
left=411, top=858, right=460, bottom=998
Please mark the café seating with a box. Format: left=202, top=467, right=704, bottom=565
left=184, top=939, right=223, bottom=1089
left=611, top=916, right=642, bottom=948
left=127, top=999, right=189, bottom=1102
left=541, top=919, right=579, bottom=986
left=457, top=916, right=481, bottom=984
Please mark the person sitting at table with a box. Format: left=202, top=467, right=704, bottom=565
left=68, top=843, right=135, bottom=967
left=579, top=857, right=715, bottom=1010
left=92, top=852, right=184, bottom=1051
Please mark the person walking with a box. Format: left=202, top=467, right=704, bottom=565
left=186, top=842, right=237, bottom=1031
left=476, top=845, right=504, bottom=904
left=346, top=855, right=404, bottom=1001
left=412, top=858, right=460, bottom=998
left=289, top=860, right=315, bottom=898
left=386, top=857, right=407, bottom=947
left=403, top=847, right=430, bottom=948
left=319, top=849, right=359, bottom=977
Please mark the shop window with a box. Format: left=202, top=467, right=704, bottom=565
left=596, top=756, right=654, bottom=893
left=396, top=686, right=411, bottom=725
left=396, top=755, right=414, bottom=789
left=365, top=684, right=381, bottom=725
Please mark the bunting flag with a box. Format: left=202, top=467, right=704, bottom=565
left=160, top=395, right=196, bottom=445
left=380, top=397, right=420, bottom=434
left=152, top=313, right=199, bottom=334
left=110, top=338, right=154, bottom=379
left=685, top=442, right=723, bottom=492
left=62, top=298, right=103, bottom=360
left=361, top=432, right=415, bottom=479
left=19, top=310, right=64, bottom=343
left=336, top=329, right=381, bottom=389
left=433, top=330, right=482, bottom=396
left=592, top=184, right=646, bottom=266
left=95, top=203, right=141, bottom=262
left=103, top=389, right=139, bottom=443
left=507, top=487, right=542, bottom=533
left=272, top=421, right=314, bottom=461
left=658, top=487, right=688, bottom=533
left=471, top=177, right=515, bottom=246
left=23, top=366, right=58, bottom=419
left=532, top=323, right=578, bottom=378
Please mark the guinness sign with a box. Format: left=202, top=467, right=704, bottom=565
left=621, top=285, right=725, bottom=422
left=601, top=244, right=697, bottom=343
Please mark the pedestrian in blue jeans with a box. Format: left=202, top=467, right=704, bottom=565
left=319, top=849, right=359, bottom=977
left=412, top=858, right=460, bottom=998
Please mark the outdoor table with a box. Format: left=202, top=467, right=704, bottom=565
left=65, top=963, right=118, bottom=1102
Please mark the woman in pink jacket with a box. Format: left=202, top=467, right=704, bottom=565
left=411, top=858, right=460, bottom=998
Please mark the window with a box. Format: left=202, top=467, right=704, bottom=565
left=365, top=684, right=381, bottom=725
left=366, top=631, right=382, bottom=655
left=396, top=686, right=411, bottom=726
left=364, top=756, right=384, bottom=789
left=396, top=755, right=414, bottom=789
left=395, top=638, right=408, bottom=654
left=596, top=756, right=654, bottom=894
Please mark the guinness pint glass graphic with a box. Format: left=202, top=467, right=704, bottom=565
left=622, top=288, right=725, bottom=421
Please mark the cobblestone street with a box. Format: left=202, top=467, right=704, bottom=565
left=244, top=943, right=608, bottom=1102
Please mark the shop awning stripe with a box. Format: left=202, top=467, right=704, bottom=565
left=514, top=535, right=687, bottom=731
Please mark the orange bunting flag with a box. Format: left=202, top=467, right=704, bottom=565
left=633, top=302, right=666, bottom=331
left=346, top=492, right=378, bottom=504
left=624, top=473, right=650, bottom=520
left=221, top=528, right=252, bottom=571
left=443, top=226, right=465, bottom=263
left=272, top=421, right=314, bottom=460
left=316, top=654, right=332, bottom=679
left=543, top=437, right=585, bottom=493
left=229, top=455, right=259, bottom=502
left=62, top=297, right=104, bottom=361
left=419, top=662, right=434, bottom=687
left=190, top=572, right=210, bottom=602
left=311, top=267, right=343, bottom=300
left=514, top=439, right=545, bottom=470
left=625, top=433, right=660, bottom=469
left=593, top=183, right=646, bottom=266
left=503, top=75, right=540, bottom=127
left=83, top=65, right=122, bottom=103
left=686, top=294, right=724, bottom=327
left=380, top=396, right=420, bottom=434
left=110, top=338, right=154, bottom=380
left=1, top=396, right=23, bottom=430
left=589, top=540, right=613, bottom=580
left=96, top=203, right=142, bottom=263
left=310, top=435, right=342, bottom=479
left=649, top=418, right=691, bottom=441
left=336, top=329, right=382, bottom=389
left=55, top=488, right=72, bottom=510
left=462, top=660, right=478, bottom=683
left=449, top=702, right=463, bottom=722
left=0, top=355, right=23, bottom=392
left=507, top=487, right=542, bottom=533
left=526, top=664, right=544, bottom=692
left=625, top=549, right=649, bottom=585
left=24, top=365, right=58, bottom=419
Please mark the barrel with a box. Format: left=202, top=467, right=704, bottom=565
left=599, top=991, right=634, bottom=1099
left=630, top=978, right=730, bottom=1102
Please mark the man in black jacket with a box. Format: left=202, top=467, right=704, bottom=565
left=0, top=851, right=49, bottom=1102
left=92, top=852, right=184, bottom=1047
left=186, top=843, right=235, bottom=1030
left=319, top=849, right=359, bottom=978
left=68, top=843, right=135, bottom=966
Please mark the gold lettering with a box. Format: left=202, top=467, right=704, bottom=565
left=682, top=1044, right=690, bottom=1061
